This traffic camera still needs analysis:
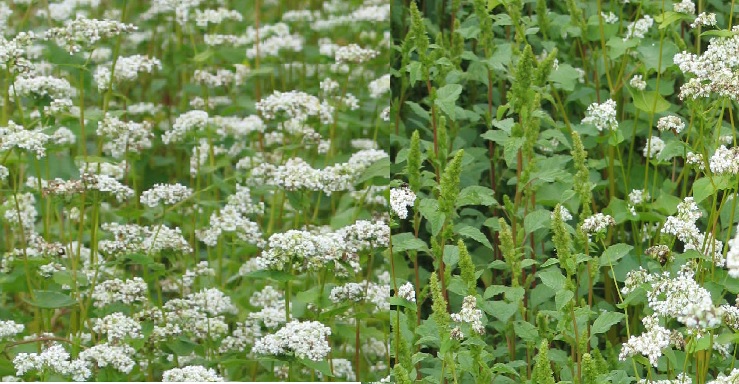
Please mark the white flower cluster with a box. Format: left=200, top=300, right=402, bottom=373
left=674, top=0, right=696, bottom=14
left=628, top=189, right=650, bottom=205
left=196, top=186, right=264, bottom=247
left=91, top=277, right=148, bottom=308
left=245, top=23, right=304, bottom=59
left=249, top=149, right=388, bottom=195
left=256, top=230, right=343, bottom=271
left=330, top=281, right=390, bottom=312
left=45, top=16, right=137, bottom=54
left=673, top=29, right=739, bottom=100
left=657, top=115, right=685, bottom=133
left=11, top=75, right=74, bottom=99
left=252, top=320, right=331, bottom=361
left=601, top=12, right=618, bottom=24
left=619, top=315, right=670, bottom=367
left=397, top=282, right=416, bottom=302
left=662, top=197, right=725, bottom=266
left=98, top=222, right=192, bottom=255
left=193, top=67, right=247, bottom=88
left=551, top=205, right=573, bottom=221
left=624, top=15, right=654, bottom=40
left=78, top=343, right=136, bottom=374
left=0, top=320, right=23, bottom=339
left=96, top=113, right=153, bottom=158
left=581, top=213, right=615, bottom=235
left=256, top=90, right=333, bottom=124
left=140, top=183, right=192, bottom=207
left=450, top=296, right=485, bottom=338
left=643, top=136, right=665, bottom=159
left=13, top=344, right=91, bottom=381
left=162, top=366, right=224, bottom=382
left=709, top=146, right=739, bottom=175
left=630, top=75, right=646, bottom=90
left=162, top=110, right=209, bottom=144
left=195, top=8, right=242, bottom=28
left=334, top=44, right=379, bottom=64
left=2, top=192, right=37, bottom=231
left=390, top=186, right=416, bottom=219
left=92, top=312, right=143, bottom=342
left=581, top=99, right=618, bottom=132
left=248, top=286, right=286, bottom=329
left=0, top=120, right=50, bottom=158
left=691, top=12, right=717, bottom=28
left=95, top=55, right=162, bottom=90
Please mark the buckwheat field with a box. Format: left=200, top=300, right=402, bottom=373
left=390, top=0, right=739, bottom=383
left=0, top=0, right=391, bottom=382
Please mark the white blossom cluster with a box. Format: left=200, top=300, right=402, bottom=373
left=709, top=145, right=739, bottom=175
left=662, top=197, right=725, bottom=266
left=252, top=320, right=331, bottom=361
left=450, top=296, right=485, bottom=338
left=196, top=186, right=264, bottom=247
left=643, top=136, right=665, bottom=159
left=657, top=115, right=685, bottom=134
left=256, top=90, right=333, bottom=124
left=581, top=99, right=618, bottom=132
left=619, top=315, right=671, bottom=366
left=334, top=44, right=379, bottom=64
left=194, top=8, right=242, bottom=28
left=255, top=229, right=343, bottom=271
left=11, top=75, right=74, bottom=99
left=13, top=343, right=92, bottom=381
left=674, top=0, right=696, bottom=14
left=45, top=16, right=137, bottom=54
left=691, top=12, right=717, bottom=28
left=624, top=15, right=654, bottom=40
left=96, top=113, right=153, bottom=158
left=673, top=28, right=739, bottom=100
left=390, top=186, right=416, bottom=219
left=727, top=228, right=739, bottom=278
left=245, top=23, right=304, bottom=59
left=630, top=75, right=646, bottom=90
left=92, top=312, right=143, bottom=342
left=0, top=121, right=50, bottom=158
left=397, top=282, right=416, bottom=302
left=330, top=281, right=390, bottom=312
left=0, top=321, right=23, bottom=339
left=94, top=55, right=162, bottom=90
left=140, top=183, right=192, bottom=207
left=91, top=277, right=149, bottom=307
left=580, top=213, right=615, bottom=235
left=162, top=110, right=209, bottom=144
left=162, top=366, right=224, bottom=382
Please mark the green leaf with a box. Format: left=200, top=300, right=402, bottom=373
left=637, top=40, right=678, bottom=73
left=391, top=233, right=428, bottom=253
left=27, top=291, right=77, bottom=309
left=555, top=289, right=574, bottom=310
left=591, top=311, right=625, bottom=334
left=549, top=64, right=582, bottom=91
left=357, top=157, right=389, bottom=183
left=600, top=243, right=633, bottom=265
left=435, top=84, right=463, bottom=121
left=513, top=321, right=539, bottom=343
left=456, top=186, right=498, bottom=208
left=693, top=175, right=731, bottom=204
left=655, top=11, right=687, bottom=29
left=418, top=199, right=446, bottom=236
left=631, top=90, right=671, bottom=113
left=299, top=359, right=334, bottom=377
left=538, top=268, right=566, bottom=291
left=455, top=225, right=493, bottom=249
left=483, top=301, right=518, bottom=322
left=524, top=209, right=551, bottom=233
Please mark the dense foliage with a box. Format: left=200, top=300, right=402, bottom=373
left=390, top=0, right=739, bottom=383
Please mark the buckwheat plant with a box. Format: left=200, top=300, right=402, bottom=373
left=392, top=0, right=739, bottom=383
left=0, top=0, right=389, bottom=381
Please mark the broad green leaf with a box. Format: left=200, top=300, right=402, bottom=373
left=418, top=199, right=446, bottom=236
left=27, top=291, right=77, bottom=309
left=456, top=186, right=498, bottom=208
left=538, top=268, right=566, bottom=291
left=555, top=289, right=574, bottom=310
left=391, top=233, right=428, bottom=253
left=524, top=209, right=551, bottom=233
left=591, top=311, right=625, bottom=334
left=631, top=90, right=671, bottom=113
left=455, top=225, right=493, bottom=250
left=600, top=243, right=633, bottom=265
left=435, top=84, right=463, bottom=121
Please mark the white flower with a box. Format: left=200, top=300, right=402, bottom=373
left=630, top=75, right=646, bottom=90
left=252, top=320, right=332, bottom=361
left=0, top=320, right=23, bottom=339
left=397, top=282, right=416, bottom=302
left=643, top=136, right=665, bottom=159
left=140, top=183, right=192, bottom=207
left=691, top=12, right=717, bottom=28
left=582, top=99, right=618, bottom=132
left=581, top=213, right=615, bottom=234
left=674, top=0, right=696, bottom=14
left=163, top=366, right=224, bottom=382
left=624, top=15, right=654, bottom=40
left=390, top=186, right=416, bottom=219
left=619, top=315, right=670, bottom=367
left=709, top=146, right=739, bottom=175
left=657, top=115, right=685, bottom=134
left=45, top=16, right=137, bottom=54
left=450, top=296, right=485, bottom=336
left=727, top=228, right=739, bottom=278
